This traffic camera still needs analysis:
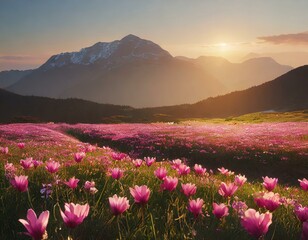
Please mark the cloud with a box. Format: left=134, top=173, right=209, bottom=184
left=0, top=55, right=37, bottom=61
left=258, top=31, right=308, bottom=45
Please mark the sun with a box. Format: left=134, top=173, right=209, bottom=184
left=218, top=42, right=228, bottom=47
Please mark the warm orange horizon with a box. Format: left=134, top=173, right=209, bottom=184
left=1, top=1, right=308, bottom=70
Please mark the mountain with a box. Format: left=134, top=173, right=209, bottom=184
left=131, top=65, right=308, bottom=119
left=7, top=35, right=224, bottom=107
left=242, top=52, right=308, bottom=68
left=185, top=56, right=293, bottom=91
left=0, top=69, right=32, bottom=88
left=1, top=66, right=307, bottom=123
left=0, top=88, right=131, bottom=123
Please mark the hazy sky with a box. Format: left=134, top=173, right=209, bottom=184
left=1, top=0, right=308, bottom=70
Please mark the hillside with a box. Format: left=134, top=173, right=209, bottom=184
left=1, top=66, right=307, bottom=123
left=0, top=69, right=32, bottom=88
left=0, top=89, right=131, bottom=123
left=131, top=65, right=308, bottom=120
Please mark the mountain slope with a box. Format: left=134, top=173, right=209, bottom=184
left=131, top=65, right=308, bottom=119
left=192, top=56, right=293, bottom=91
left=0, top=69, right=32, bottom=88
left=59, top=59, right=224, bottom=107
left=8, top=35, right=224, bottom=107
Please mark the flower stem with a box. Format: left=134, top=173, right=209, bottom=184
left=117, top=216, right=122, bottom=240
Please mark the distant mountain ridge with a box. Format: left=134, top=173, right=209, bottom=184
left=178, top=55, right=293, bottom=91
left=7, top=35, right=224, bottom=107
left=0, top=34, right=296, bottom=107
left=1, top=66, right=307, bottom=123
left=242, top=52, right=308, bottom=68
left=133, top=65, right=308, bottom=119
left=0, top=69, right=33, bottom=88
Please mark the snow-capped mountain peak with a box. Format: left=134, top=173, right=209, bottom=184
left=41, top=35, right=172, bottom=70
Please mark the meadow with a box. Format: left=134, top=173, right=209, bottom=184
left=0, top=122, right=307, bottom=240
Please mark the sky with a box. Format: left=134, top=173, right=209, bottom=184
left=1, top=0, right=308, bottom=71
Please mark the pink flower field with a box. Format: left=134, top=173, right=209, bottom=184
left=0, top=123, right=307, bottom=239
left=55, top=122, right=308, bottom=183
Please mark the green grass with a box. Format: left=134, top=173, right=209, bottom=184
left=178, top=110, right=308, bottom=124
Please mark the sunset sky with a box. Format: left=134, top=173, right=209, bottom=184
left=1, top=0, right=308, bottom=71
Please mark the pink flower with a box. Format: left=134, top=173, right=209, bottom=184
left=84, top=181, right=95, bottom=190
left=235, top=174, right=247, bottom=187
left=85, top=145, right=96, bottom=152
left=74, top=152, right=86, bottom=163
left=294, top=205, right=308, bottom=222
left=32, top=160, right=43, bottom=168
left=129, top=185, right=150, bottom=204
left=20, top=158, right=34, bottom=170
left=212, top=203, right=229, bottom=219
left=109, top=194, right=130, bottom=215
left=188, top=198, right=204, bottom=218
left=111, top=152, right=127, bottom=161
left=89, top=187, right=98, bottom=195
left=302, top=221, right=308, bottom=240
left=154, top=167, right=167, bottom=180
left=279, top=197, right=295, bottom=207
left=1, top=146, right=9, bottom=154
left=84, top=181, right=97, bottom=194
left=10, top=175, right=28, bottom=192
left=132, top=159, right=143, bottom=168
left=144, top=157, right=156, bottom=166
left=64, top=177, right=79, bottom=189
left=241, top=208, right=272, bottom=238
left=299, top=178, right=308, bottom=191
left=181, top=183, right=197, bottom=197
left=171, top=159, right=182, bottom=169
left=110, top=168, right=124, bottom=180
left=177, top=164, right=190, bottom=176
left=60, top=203, right=89, bottom=228
left=262, top=176, right=278, bottom=191
left=19, top=209, right=49, bottom=240
left=45, top=160, right=60, bottom=173
left=161, top=176, right=178, bottom=191
left=194, top=164, right=206, bottom=175
left=218, top=182, right=238, bottom=198
left=5, top=162, right=16, bottom=179
left=218, top=167, right=234, bottom=176
left=254, top=192, right=281, bottom=212
left=17, top=142, right=25, bottom=149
